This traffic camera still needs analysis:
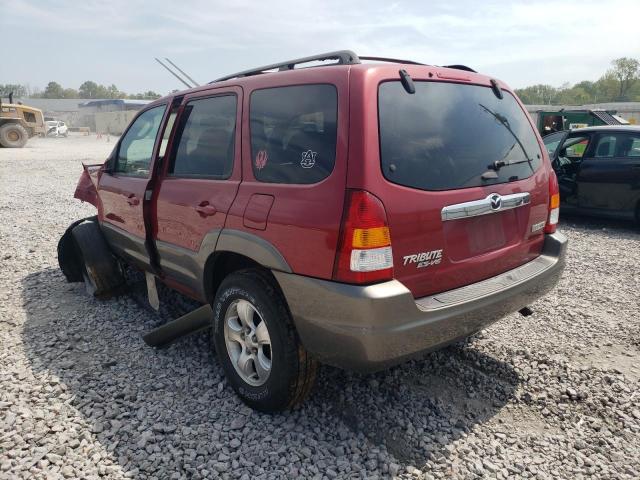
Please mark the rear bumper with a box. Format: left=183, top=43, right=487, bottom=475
left=274, top=232, right=567, bottom=372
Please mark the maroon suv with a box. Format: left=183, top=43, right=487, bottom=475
left=59, top=51, right=567, bottom=411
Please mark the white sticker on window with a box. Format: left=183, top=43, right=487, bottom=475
left=300, top=150, right=317, bottom=168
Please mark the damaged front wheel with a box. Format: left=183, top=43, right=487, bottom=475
left=58, top=219, right=125, bottom=298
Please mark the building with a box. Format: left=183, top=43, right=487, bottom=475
left=14, top=98, right=151, bottom=134
left=78, top=99, right=150, bottom=134
left=15, top=98, right=85, bottom=126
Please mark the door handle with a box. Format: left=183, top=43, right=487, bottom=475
left=195, top=201, right=217, bottom=217
left=127, top=194, right=140, bottom=206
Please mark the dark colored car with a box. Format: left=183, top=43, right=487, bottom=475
left=543, top=125, right=640, bottom=224
left=58, top=51, right=567, bottom=411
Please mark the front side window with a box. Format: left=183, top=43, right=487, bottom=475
left=115, top=105, right=165, bottom=176
left=250, top=84, right=338, bottom=184
left=171, top=95, right=236, bottom=177
left=543, top=131, right=565, bottom=156
left=378, top=81, right=542, bottom=191
left=562, top=136, right=590, bottom=158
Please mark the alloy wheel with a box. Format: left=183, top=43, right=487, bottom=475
left=223, top=299, right=272, bottom=386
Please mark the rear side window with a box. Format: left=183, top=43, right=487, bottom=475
left=378, top=81, right=542, bottom=191
left=171, top=95, right=236, bottom=178
left=593, top=133, right=640, bottom=158
left=250, top=84, right=337, bottom=184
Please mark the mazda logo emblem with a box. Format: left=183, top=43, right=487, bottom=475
left=489, top=194, right=502, bottom=210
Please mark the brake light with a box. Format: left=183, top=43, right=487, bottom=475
left=334, top=190, right=393, bottom=284
left=545, top=171, right=560, bottom=234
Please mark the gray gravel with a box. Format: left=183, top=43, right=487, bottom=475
left=1, top=134, right=639, bottom=479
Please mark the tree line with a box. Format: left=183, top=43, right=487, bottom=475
left=0, top=81, right=162, bottom=100
left=2, top=57, right=638, bottom=105
left=514, top=57, right=639, bottom=105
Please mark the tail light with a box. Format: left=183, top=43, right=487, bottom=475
left=333, top=190, right=393, bottom=284
left=545, top=170, right=560, bottom=234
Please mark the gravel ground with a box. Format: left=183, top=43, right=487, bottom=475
left=1, top=135, right=639, bottom=479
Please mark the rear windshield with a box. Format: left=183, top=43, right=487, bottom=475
left=378, top=81, right=542, bottom=191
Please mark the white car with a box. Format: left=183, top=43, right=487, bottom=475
left=45, top=120, right=68, bottom=137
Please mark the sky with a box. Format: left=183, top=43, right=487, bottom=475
left=1, top=0, right=639, bottom=95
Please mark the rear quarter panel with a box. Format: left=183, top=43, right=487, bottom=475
left=224, top=68, right=350, bottom=279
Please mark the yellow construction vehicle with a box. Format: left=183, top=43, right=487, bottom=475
left=0, top=92, right=45, bottom=147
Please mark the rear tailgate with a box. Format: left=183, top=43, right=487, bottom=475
left=375, top=78, right=550, bottom=298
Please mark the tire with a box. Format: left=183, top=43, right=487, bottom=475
left=0, top=123, right=28, bottom=148
left=212, top=269, right=317, bottom=412
left=71, top=221, right=125, bottom=297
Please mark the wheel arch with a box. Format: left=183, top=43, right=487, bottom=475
left=202, top=229, right=292, bottom=304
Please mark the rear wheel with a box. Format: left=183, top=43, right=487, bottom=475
left=212, top=270, right=317, bottom=412
left=0, top=123, right=28, bottom=148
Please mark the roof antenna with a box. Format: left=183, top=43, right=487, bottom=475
left=155, top=58, right=194, bottom=89
left=164, top=58, right=200, bottom=87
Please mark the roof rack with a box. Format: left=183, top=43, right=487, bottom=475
left=211, top=50, right=361, bottom=83
left=359, top=56, right=425, bottom=65
left=209, top=50, right=476, bottom=83
left=442, top=64, right=477, bottom=73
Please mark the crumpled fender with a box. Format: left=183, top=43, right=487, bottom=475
left=74, top=163, right=103, bottom=207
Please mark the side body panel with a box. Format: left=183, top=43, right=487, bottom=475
left=577, top=132, right=640, bottom=217
left=153, top=86, right=243, bottom=286
left=223, top=68, right=350, bottom=280
left=148, top=69, right=350, bottom=301
left=96, top=102, right=169, bottom=270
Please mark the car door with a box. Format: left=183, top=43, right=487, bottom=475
left=98, top=104, right=167, bottom=269
left=578, top=131, right=640, bottom=216
left=551, top=132, right=592, bottom=207
left=153, top=88, right=242, bottom=292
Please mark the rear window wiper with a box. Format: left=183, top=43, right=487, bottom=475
left=482, top=158, right=535, bottom=181
left=489, top=158, right=534, bottom=171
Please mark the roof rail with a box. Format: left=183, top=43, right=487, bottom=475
left=442, top=64, right=477, bottom=73
left=358, top=56, right=425, bottom=65
left=209, top=51, right=476, bottom=83
left=211, top=50, right=361, bottom=83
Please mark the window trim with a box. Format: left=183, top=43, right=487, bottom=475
left=166, top=93, right=238, bottom=180
left=248, top=82, right=339, bottom=185
left=113, top=103, right=168, bottom=178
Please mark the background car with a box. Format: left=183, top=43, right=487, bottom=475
left=544, top=125, right=640, bottom=225
left=45, top=120, right=68, bottom=137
